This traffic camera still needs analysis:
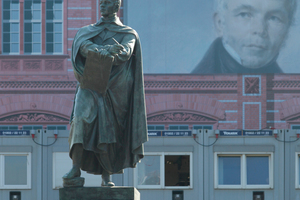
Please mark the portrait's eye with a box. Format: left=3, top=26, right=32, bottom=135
left=237, top=12, right=252, bottom=19
left=269, top=15, right=282, bottom=23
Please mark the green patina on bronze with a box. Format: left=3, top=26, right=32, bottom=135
left=66, top=1, right=148, bottom=183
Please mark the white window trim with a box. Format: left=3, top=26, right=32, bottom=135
left=214, top=152, right=273, bottom=189
left=134, top=152, right=193, bottom=190
left=295, top=153, right=300, bottom=189
left=0, top=152, right=31, bottom=189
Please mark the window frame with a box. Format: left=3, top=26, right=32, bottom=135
left=214, top=152, right=273, bottom=189
left=147, top=125, right=165, bottom=131
left=134, top=152, right=193, bottom=190
left=295, top=153, right=300, bottom=189
left=291, top=125, right=300, bottom=130
left=193, top=125, right=213, bottom=130
left=45, top=0, right=64, bottom=54
left=0, top=152, right=31, bottom=189
left=22, top=125, right=43, bottom=130
left=168, top=125, right=189, bottom=130
left=0, top=125, right=18, bottom=130
left=47, top=125, right=67, bottom=130
left=2, top=0, right=20, bottom=54
left=24, top=0, right=42, bottom=54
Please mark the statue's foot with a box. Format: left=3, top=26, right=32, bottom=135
left=101, top=179, right=115, bottom=187
left=63, top=166, right=81, bottom=179
left=101, top=170, right=115, bottom=187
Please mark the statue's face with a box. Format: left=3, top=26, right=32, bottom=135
left=100, top=0, right=117, bottom=17
left=218, top=0, right=290, bottom=69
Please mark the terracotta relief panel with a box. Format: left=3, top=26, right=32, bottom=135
left=147, top=112, right=216, bottom=122
left=0, top=113, right=68, bottom=122
left=244, top=77, right=260, bottom=94
left=24, top=60, right=42, bottom=71
left=45, top=60, right=64, bottom=71
left=1, top=61, right=20, bottom=71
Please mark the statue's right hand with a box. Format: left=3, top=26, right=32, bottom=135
left=99, top=49, right=114, bottom=61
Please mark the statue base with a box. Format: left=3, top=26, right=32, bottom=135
left=59, top=187, right=140, bottom=200
left=63, top=177, right=85, bottom=188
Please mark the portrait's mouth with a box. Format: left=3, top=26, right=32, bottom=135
left=247, top=44, right=267, bottom=50
left=246, top=44, right=267, bottom=50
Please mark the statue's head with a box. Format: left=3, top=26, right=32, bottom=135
left=100, top=0, right=121, bottom=17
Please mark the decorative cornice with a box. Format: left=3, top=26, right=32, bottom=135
left=0, top=113, right=69, bottom=122
left=2, top=79, right=300, bottom=92
left=147, top=112, right=217, bottom=122
left=0, top=81, right=77, bottom=89
left=0, top=54, right=69, bottom=59
left=144, top=81, right=237, bottom=90
left=268, top=80, right=300, bottom=90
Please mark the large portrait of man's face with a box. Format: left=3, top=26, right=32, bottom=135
left=127, top=0, right=299, bottom=74
left=191, top=0, right=297, bottom=74
left=216, top=0, right=290, bottom=69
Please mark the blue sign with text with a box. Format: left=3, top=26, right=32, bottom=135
left=148, top=131, right=162, bottom=136
left=0, top=130, right=30, bottom=136
left=243, top=130, right=273, bottom=136
left=162, top=131, right=191, bottom=137
left=147, top=131, right=192, bottom=137
left=220, top=130, right=242, bottom=136
left=219, top=130, right=273, bottom=136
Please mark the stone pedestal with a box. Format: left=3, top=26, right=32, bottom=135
left=59, top=187, right=140, bottom=200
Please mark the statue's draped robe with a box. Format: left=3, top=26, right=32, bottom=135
left=191, top=37, right=283, bottom=74
left=69, top=17, right=148, bottom=174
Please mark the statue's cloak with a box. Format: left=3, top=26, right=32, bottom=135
left=69, top=19, right=148, bottom=174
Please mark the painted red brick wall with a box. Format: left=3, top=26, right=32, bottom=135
left=0, top=1, right=300, bottom=131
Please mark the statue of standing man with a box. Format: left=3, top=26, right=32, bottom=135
left=63, top=0, right=148, bottom=187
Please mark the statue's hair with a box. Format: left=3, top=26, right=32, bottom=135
left=215, top=0, right=297, bottom=25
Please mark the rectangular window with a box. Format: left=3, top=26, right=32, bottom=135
left=295, top=153, right=300, bottom=189
left=0, top=153, right=31, bottom=189
left=135, top=152, right=192, bottom=189
left=169, top=125, right=189, bottom=130
left=291, top=125, right=300, bottom=130
left=215, top=153, right=273, bottom=189
left=147, top=125, right=164, bottom=131
left=137, top=155, right=161, bottom=186
left=24, top=0, right=42, bottom=54
left=2, top=0, right=20, bottom=54
left=22, top=125, right=43, bottom=130
left=193, top=125, right=213, bottom=130
left=47, top=125, right=67, bottom=130
left=0, top=126, right=18, bottom=130
left=46, top=0, right=63, bottom=54
left=218, top=156, right=241, bottom=185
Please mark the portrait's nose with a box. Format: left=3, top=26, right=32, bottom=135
left=252, top=17, right=268, bottom=37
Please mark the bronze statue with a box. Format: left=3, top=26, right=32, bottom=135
left=63, top=0, right=148, bottom=187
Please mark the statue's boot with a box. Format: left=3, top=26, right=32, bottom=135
left=63, top=144, right=83, bottom=179
left=101, top=170, right=115, bottom=187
